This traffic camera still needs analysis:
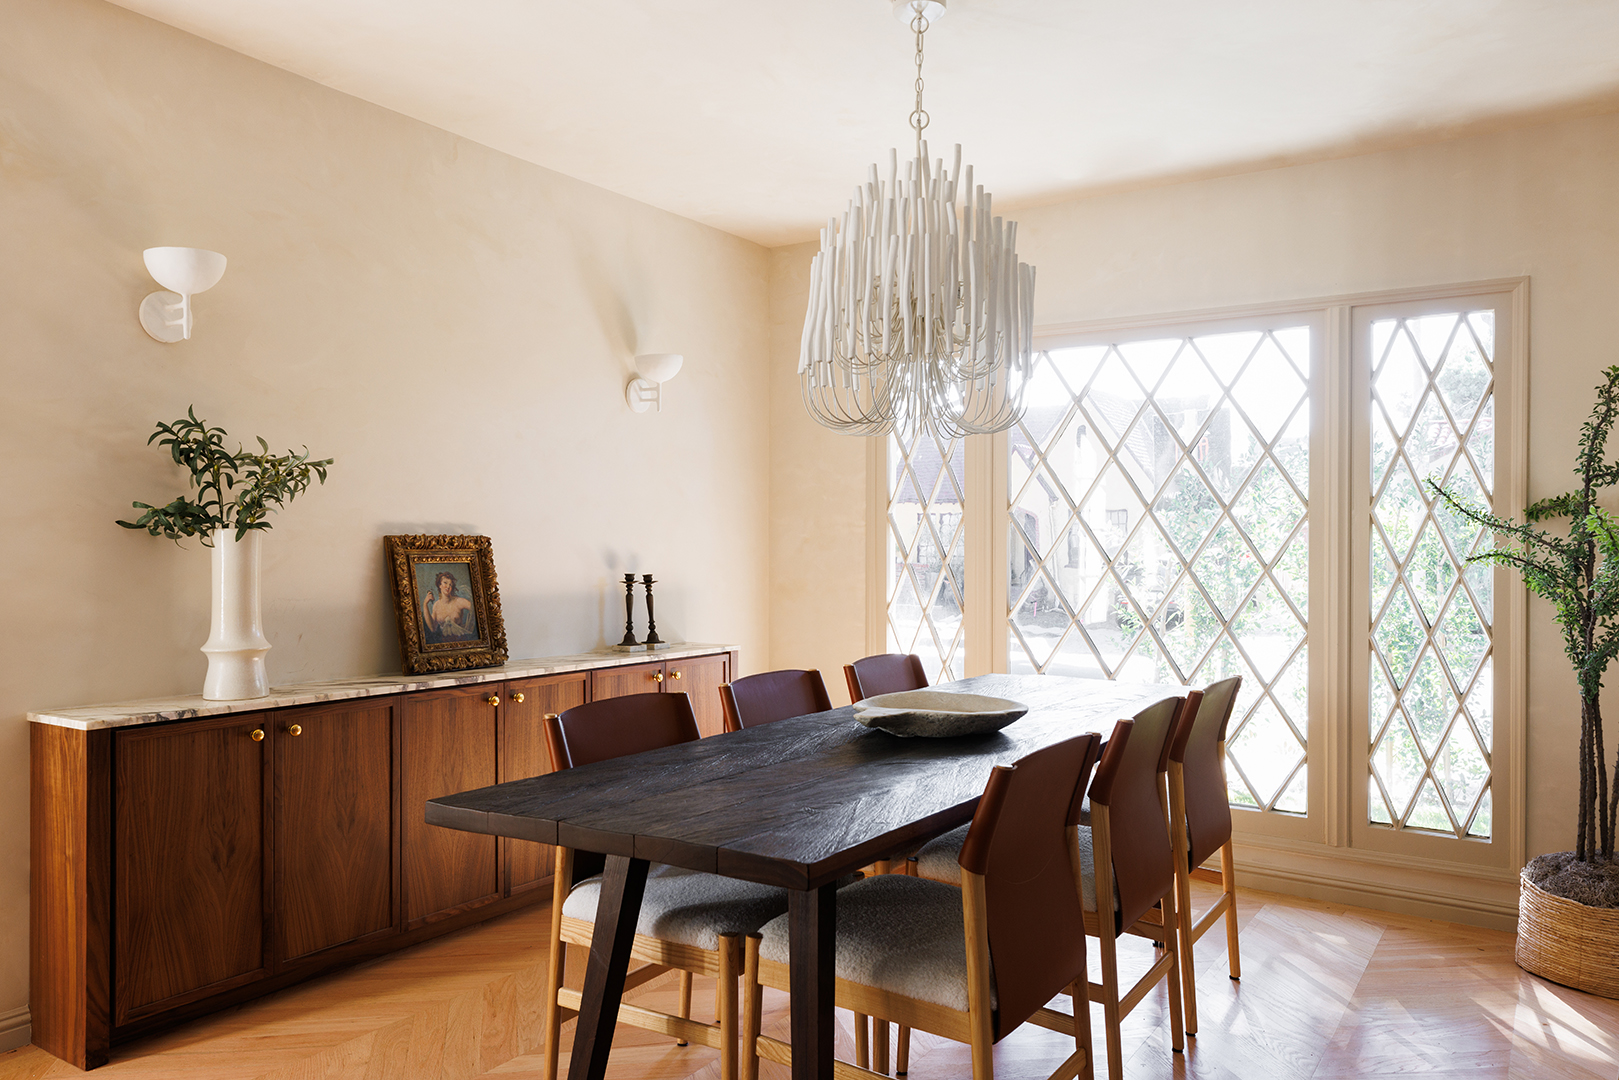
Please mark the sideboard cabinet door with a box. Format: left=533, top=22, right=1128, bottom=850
left=592, top=660, right=666, bottom=701
left=273, top=699, right=396, bottom=964
left=114, top=715, right=269, bottom=1026
left=401, top=686, right=500, bottom=927
left=667, top=653, right=731, bottom=737
left=499, top=673, right=587, bottom=895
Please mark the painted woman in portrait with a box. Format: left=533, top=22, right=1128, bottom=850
left=422, top=569, right=477, bottom=644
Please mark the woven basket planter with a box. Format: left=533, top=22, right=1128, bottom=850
left=1516, top=872, right=1619, bottom=999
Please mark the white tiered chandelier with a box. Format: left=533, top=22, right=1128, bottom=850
left=800, top=0, right=1034, bottom=440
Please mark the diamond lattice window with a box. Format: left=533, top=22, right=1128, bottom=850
left=889, top=430, right=966, bottom=684
left=1367, top=312, right=1495, bottom=838
left=1008, top=328, right=1311, bottom=814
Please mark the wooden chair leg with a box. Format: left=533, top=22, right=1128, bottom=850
left=1162, top=892, right=1185, bottom=1054
left=741, top=933, right=763, bottom=1080
left=873, top=1016, right=890, bottom=1074
left=1069, top=978, right=1094, bottom=1080
left=1175, top=860, right=1197, bottom=1035
left=1220, top=839, right=1241, bottom=980
left=543, top=848, right=573, bottom=1080
left=896, top=1023, right=910, bottom=1075
left=718, top=933, right=740, bottom=1080
left=676, top=970, right=693, bottom=1045
left=1094, top=928, right=1124, bottom=1080
left=855, top=1013, right=869, bottom=1070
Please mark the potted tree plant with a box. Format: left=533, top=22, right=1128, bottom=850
left=1433, top=365, right=1619, bottom=998
left=118, top=407, right=333, bottom=701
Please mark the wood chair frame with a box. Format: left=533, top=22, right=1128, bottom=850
left=543, top=847, right=743, bottom=1080
left=1165, top=683, right=1243, bottom=1036
left=741, top=864, right=1092, bottom=1080
left=1081, top=703, right=1190, bottom=1080
left=539, top=701, right=756, bottom=1080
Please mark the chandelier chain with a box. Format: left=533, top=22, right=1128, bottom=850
left=910, top=8, right=929, bottom=159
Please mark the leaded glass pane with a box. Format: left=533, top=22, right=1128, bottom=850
left=1010, top=328, right=1312, bottom=815
left=1367, top=312, right=1494, bottom=838
left=890, top=433, right=965, bottom=683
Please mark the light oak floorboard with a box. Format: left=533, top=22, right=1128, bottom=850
left=2, top=882, right=1615, bottom=1080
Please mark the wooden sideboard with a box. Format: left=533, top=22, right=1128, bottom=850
left=29, top=645, right=737, bottom=1069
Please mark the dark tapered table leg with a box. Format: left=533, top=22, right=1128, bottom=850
left=566, top=854, right=650, bottom=1080
left=788, top=882, right=837, bottom=1080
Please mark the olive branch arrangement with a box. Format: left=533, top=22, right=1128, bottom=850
left=1430, top=365, right=1619, bottom=862
left=116, top=407, right=334, bottom=545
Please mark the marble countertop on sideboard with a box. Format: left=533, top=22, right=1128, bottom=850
left=28, top=643, right=739, bottom=731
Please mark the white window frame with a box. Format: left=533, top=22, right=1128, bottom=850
left=866, top=278, right=1529, bottom=902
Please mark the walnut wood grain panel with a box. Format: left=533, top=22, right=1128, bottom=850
left=500, top=673, right=587, bottom=894
left=591, top=660, right=666, bottom=701
left=273, top=699, right=396, bottom=963
left=114, top=714, right=269, bottom=1025
left=30, top=724, right=112, bottom=1070
left=668, top=653, right=730, bottom=738
left=401, top=686, right=499, bottom=927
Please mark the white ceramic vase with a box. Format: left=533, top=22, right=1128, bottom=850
left=201, top=528, right=272, bottom=700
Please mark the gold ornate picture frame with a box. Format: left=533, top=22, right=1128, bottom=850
left=385, top=534, right=509, bottom=674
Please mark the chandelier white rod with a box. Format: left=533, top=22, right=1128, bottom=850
left=799, top=1, right=1034, bottom=440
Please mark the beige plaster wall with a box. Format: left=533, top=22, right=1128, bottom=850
left=0, top=0, right=770, bottom=1036
left=768, top=109, right=1619, bottom=876
left=767, top=244, right=868, bottom=703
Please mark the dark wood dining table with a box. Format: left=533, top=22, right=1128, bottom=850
left=425, top=673, right=1181, bottom=1080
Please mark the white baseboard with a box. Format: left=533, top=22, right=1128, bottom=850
left=0, top=1005, right=30, bottom=1054
left=1230, top=838, right=1521, bottom=933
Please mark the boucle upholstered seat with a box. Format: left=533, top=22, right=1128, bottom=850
left=563, top=865, right=788, bottom=951
left=756, top=874, right=996, bottom=1013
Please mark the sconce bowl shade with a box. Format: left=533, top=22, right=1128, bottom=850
left=143, top=247, right=227, bottom=295
left=634, top=353, right=684, bottom=383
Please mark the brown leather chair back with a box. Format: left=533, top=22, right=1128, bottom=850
left=1168, top=676, right=1242, bottom=868
left=956, top=732, right=1102, bottom=1041
left=543, top=691, right=701, bottom=771
left=718, top=669, right=832, bottom=733
left=843, top=653, right=928, bottom=704
left=1087, top=697, right=1182, bottom=934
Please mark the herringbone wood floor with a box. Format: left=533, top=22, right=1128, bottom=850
left=5, top=881, right=1616, bottom=1080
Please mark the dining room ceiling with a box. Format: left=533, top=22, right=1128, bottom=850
left=105, top=0, right=1619, bottom=247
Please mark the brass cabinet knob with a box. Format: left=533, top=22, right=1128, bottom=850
left=511, top=692, right=525, bottom=703
left=486, top=695, right=500, bottom=706
left=250, top=728, right=265, bottom=742
left=653, top=671, right=664, bottom=683
left=671, top=670, right=683, bottom=680
left=288, top=723, right=303, bottom=737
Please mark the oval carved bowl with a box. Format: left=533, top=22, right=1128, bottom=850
left=852, top=689, right=1028, bottom=738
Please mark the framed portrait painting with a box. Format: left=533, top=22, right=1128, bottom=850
left=385, top=534, right=509, bottom=674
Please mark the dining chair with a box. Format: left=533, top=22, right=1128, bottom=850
left=741, top=732, right=1104, bottom=1080
left=539, top=691, right=790, bottom=1080
left=718, top=668, right=833, bottom=732
left=1079, top=699, right=1188, bottom=1080
left=843, top=652, right=929, bottom=703
left=841, top=652, right=930, bottom=1075
left=1166, top=676, right=1243, bottom=1035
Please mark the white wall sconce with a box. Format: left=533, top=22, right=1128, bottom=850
left=139, top=247, right=227, bottom=342
left=625, top=353, right=683, bottom=413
